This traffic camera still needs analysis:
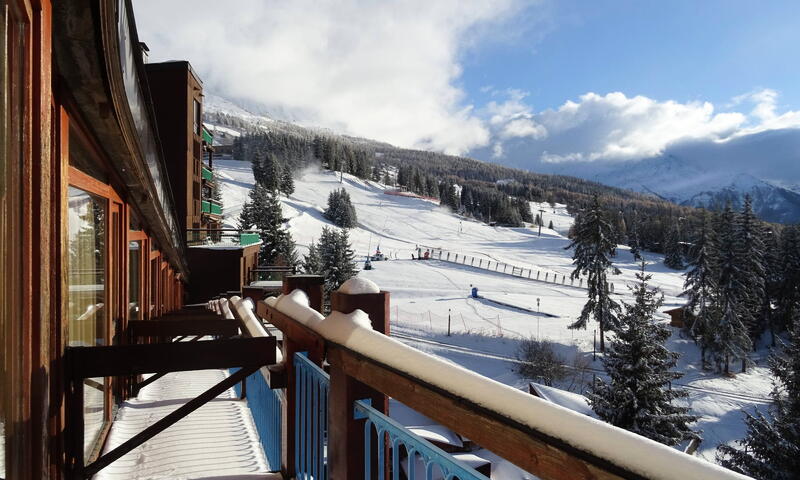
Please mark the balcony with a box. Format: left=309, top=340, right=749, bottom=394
left=202, top=126, right=214, bottom=146
left=201, top=166, right=213, bottom=182
left=186, top=228, right=261, bottom=248
left=66, top=275, right=749, bottom=480
left=201, top=199, right=223, bottom=216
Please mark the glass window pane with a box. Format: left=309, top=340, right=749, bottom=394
left=129, top=241, right=140, bottom=320
left=67, top=186, right=107, bottom=459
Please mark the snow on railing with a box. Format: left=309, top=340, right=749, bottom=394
left=262, top=282, right=746, bottom=480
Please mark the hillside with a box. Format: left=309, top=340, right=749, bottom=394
left=215, top=157, right=775, bottom=471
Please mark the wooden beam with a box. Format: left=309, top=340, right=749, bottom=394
left=327, top=345, right=636, bottom=480
left=66, top=337, right=276, bottom=379
left=82, top=365, right=259, bottom=478
left=128, top=319, right=238, bottom=337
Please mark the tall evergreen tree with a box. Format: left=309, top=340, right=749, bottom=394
left=565, top=194, right=620, bottom=352
left=588, top=262, right=698, bottom=446
left=313, top=226, right=358, bottom=297
left=736, top=195, right=766, bottom=350
left=247, top=184, right=298, bottom=267
left=714, top=204, right=752, bottom=374
left=303, top=240, right=321, bottom=275
left=279, top=167, right=295, bottom=196
left=627, top=208, right=643, bottom=261
left=324, top=188, right=358, bottom=228
left=717, top=314, right=800, bottom=479
left=761, top=227, right=782, bottom=346
left=776, top=225, right=800, bottom=336
left=682, top=212, right=719, bottom=368
left=664, top=220, right=685, bottom=269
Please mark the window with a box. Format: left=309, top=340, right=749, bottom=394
left=193, top=98, right=201, bottom=136
left=67, top=186, right=107, bottom=459
left=129, top=241, right=141, bottom=320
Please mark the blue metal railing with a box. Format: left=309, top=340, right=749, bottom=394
left=294, top=352, right=330, bottom=480
left=232, top=369, right=283, bottom=471
left=354, top=399, right=490, bottom=480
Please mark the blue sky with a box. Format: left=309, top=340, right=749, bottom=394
left=137, top=0, right=800, bottom=175
left=462, top=0, right=800, bottom=112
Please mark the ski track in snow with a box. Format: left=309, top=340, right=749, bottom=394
left=215, top=158, right=776, bottom=470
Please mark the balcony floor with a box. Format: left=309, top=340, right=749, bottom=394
left=94, top=369, right=278, bottom=480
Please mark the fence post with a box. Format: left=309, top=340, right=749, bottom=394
left=455, top=254, right=459, bottom=262
left=283, top=274, right=325, bottom=313
left=479, top=259, right=482, bottom=268
left=528, top=269, right=532, bottom=279
left=471, top=257, right=475, bottom=266
left=545, top=273, right=549, bottom=282
left=277, top=274, right=325, bottom=478
left=329, top=288, right=392, bottom=480
left=537, top=271, right=540, bottom=280
left=447, top=252, right=450, bottom=261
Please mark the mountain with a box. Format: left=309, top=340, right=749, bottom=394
left=577, top=155, right=800, bottom=223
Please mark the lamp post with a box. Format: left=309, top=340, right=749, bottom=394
left=538, top=208, right=545, bottom=237
left=536, top=298, right=541, bottom=339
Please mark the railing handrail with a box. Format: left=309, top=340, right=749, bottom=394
left=354, top=399, right=490, bottom=480
left=257, top=297, right=749, bottom=480
left=186, top=228, right=259, bottom=233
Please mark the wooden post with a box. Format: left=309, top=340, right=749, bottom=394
left=283, top=274, right=324, bottom=313
left=331, top=290, right=390, bottom=336
left=329, top=288, right=392, bottom=479
left=328, top=365, right=368, bottom=480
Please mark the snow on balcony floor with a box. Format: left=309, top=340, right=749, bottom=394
left=94, top=369, right=278, bottom=480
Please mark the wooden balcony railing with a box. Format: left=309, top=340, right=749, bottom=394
left=219, top=275, right=749, bottom=480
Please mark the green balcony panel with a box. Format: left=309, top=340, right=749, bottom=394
left=202, top=127, right=213, bottom=145
left=210, top=202, right=222, bottom=215
left=201, top=166, right=213, bottom=181
left=239, top=233, right=261, bottom=246
left=201, top=200, right=210, bottom=213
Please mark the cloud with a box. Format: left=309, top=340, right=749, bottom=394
left=133, top=0, right=535, bottom=155
left=481, top=89, right=800, bottom=166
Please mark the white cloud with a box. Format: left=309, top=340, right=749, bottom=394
left=484, top=89, right=800, bottom=165
left=133, top=0, right=535, bottom=155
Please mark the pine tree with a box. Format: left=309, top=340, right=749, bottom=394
left=254, top=153, right=280, bottom=191
left=664, top=220, right=684, bottom=269
left=248, top=184, right=298, bottom=267
left=714, top=204, right=752, bottom=374
left=736, top=195, right=766, bottom=350
left=548, top=219, right=554, bottom=230
left=315, top=226, right=357, bottom=297
left=237, top=197, right=256, bottom=231
left=588, top=262, right=698, bottom=446
left=279, top=167, right=295, bottom=196
left=324, top=188, right=358, bottom=228
left=303, top=240, right=322, bottom=275
left=682, top=212, right=719, bottom=368
left=565, top=194, right=620, bottom=352
left=761, top=228, right=781, bottom=346
left=776, top=225, right=800, bottom=336
left=717, top=314, right=800, bottom=478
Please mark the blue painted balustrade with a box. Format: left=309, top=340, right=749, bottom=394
left=232, top=368, right=283, bottom=471
left=294, top=352, right=330, bottom=480
left=354, top=399, right=490, bottom=480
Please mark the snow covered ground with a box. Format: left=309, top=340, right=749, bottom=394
left=95, top=369, right=272, bottom=480
left=215, top=158, right=774, bottom=468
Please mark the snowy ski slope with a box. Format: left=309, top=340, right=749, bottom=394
left=215, top=158, right=773, bottom=467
